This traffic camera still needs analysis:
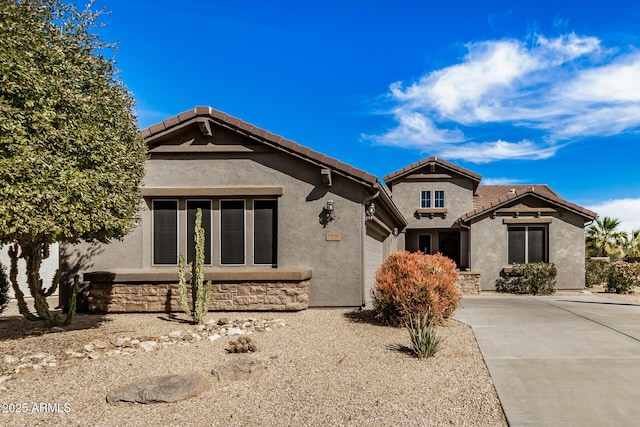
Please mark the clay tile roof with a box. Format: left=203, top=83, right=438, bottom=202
left=383, top=156, right=482, bottom=185
left=460, top=185, right=597, bottom=221
left=140, top=106, right=379, bottom=186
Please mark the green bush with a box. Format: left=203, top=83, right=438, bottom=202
left=0, top=262, right=9, bottom=314
left=496, top=263, right=557, bottom=295
left=585, top=259, right=610, bottom=288
left=406, top=312, right=442, bottom=358
left=605, top=262, right=640, bottom=294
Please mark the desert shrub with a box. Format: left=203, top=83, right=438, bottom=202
left=496, top=263, right=557, bottom=295
left=372, top=251, right=460, bottom=327
left=406, top=312, right=442, bottom=358
left=605, top=262, right=640, bottom=294
left=0, top=262, right=9, bottom=314
left=585, top=259, right=610, bottom=288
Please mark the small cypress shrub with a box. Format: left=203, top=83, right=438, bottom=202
left=372, top=251, right=460, bottom=327
left=406, top=312, right=442, bottom=358
left=0, top=261, right=9, bottom=314
left=605, top=262, right=640, bottom=294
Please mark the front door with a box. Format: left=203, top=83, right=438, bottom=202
left=439, top=232, right=460, bottom=267
left=418, top=234, right=431, bottom=254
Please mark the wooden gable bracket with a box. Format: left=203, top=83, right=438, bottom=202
left=197, top=117, right=213, bottom=137
left=321, top=168, right=333, bottom=187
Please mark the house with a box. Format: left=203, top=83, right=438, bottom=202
left=61, top=106, right=406, bottom=312
left=384, top=157, right=597, bottom=291
left=62, top=107, right=596, bottom=312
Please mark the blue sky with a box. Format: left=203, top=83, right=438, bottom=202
left=91, top=0, right=640, bottom=232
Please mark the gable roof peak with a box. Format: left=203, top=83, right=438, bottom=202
left=383, top=156, right=482, bottom=188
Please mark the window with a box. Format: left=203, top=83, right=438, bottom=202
left=418, top=234, right=431, bottom=254
left=220, top=200, right=245, bottom=264
left=420, top=191, right=431, bottom=208
left=187, top=200, right=212, bottom=264
left=254, top=200, right=278, bottom=265
left=508, top=226, right=546, bottom=264
left=435, top=191, right=445, bottom=208
left=153, top=200, right=178, bottom=265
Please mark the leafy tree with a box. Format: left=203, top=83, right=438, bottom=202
left=0, top=0, right=146, bottom=326
left=586, top=217, right=626, bottom=258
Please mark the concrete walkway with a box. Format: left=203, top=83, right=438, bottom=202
left=454, top=295, right=640, bottom=426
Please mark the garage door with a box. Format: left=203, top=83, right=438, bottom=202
left=363, top=228, right=384, bottom=308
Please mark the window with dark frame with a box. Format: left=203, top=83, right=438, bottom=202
left=153, top=200, right=178, bottom=265
left=420, top=191, right=431, bottom=208
left=187, top=200, right=212, bottom=264
left=508, top=226, right=546, bottom=264
left=435, top=190, right=445, bottom=208
left=220, top=200, right=245, bottom=264
left=254, top=200, right=278, bottom=265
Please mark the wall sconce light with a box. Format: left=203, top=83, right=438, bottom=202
left=365, top=202, right=375, bottom=220
left=392, top=227, right=399, bottom=237
left=326, top=199, right=336, bottom=221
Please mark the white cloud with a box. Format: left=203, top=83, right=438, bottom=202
left=439, top=139, right=558, bottom=163
left=369, top=32, right=640, bottom=162
left=482, top=177, right=527, bottom=186
left=585, top=198, right=640, bottom=234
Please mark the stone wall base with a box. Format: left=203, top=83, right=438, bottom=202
left=87, top=281, right=310, bottom=313
left=457, top=272, right=481, bottom=295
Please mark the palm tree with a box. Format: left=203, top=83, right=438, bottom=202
left=622, top=229, right=640, bottom=259
left=586, top=217, right=626, bottom=258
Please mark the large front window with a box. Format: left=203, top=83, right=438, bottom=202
left=220, top=200, right=245, bottom=265
left=508, top=226, right=546, bottom=264
left=153, top=200, right=178, bottom=265
left=151, top=198, right=278, bottom=266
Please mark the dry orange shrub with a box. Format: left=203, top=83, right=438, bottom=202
left=372, top=251, right=461, bottom=326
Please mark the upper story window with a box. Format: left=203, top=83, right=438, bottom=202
left=434, top=191, right=445, bottom=208
left=508, top=226, right=546, bottom=264
left=420, top=191, right=431, bottom=208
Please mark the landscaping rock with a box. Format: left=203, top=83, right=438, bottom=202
left=106, top=373, right=211, bottom=405
left=211, top=355, right=265, bottom=382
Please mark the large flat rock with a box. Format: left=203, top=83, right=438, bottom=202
left=106, top=372, right=210, bottom=404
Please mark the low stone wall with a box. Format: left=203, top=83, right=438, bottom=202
left=87, top=281, right=310, bottom=313
left=457, top=272, right=481, bottom=295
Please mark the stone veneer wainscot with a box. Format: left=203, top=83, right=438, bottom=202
left=84, top=268, right=311, bottom=313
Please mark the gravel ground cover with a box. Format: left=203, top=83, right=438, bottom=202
left=0, top=300, right=506, bottom=427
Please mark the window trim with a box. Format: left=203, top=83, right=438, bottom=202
left=219, top=199, right=247, bottom=266
left=508, top=225, right=548, bottom=264
left=434, top=190, right=445, bottom=208
left=186, top=199, right=213, bottom=266
left=151, top=199, right=179, bottom=266
left=420, top=190, right=431, bottom=208
left=253, top=199, right=278, bottom=266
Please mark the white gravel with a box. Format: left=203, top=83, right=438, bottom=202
left=1, top=301, right=506, bottom=427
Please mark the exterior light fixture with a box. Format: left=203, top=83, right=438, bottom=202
left=366, top=202, right=375, bottom=220
left=327, top=199, right=336, bottom=221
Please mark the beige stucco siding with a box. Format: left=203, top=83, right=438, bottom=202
left=65, top=131, right=373, bottom=307
left=470, top=201, right=588, bottom=291
left=390, top=178, right=474, bottom=229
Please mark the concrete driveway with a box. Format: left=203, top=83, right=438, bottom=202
left=454, top=295, right=640, bottom=426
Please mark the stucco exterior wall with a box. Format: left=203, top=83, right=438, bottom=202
left=390, top=177, right=474, bottom=229
left=470, top=198, right=588, bottom=291
left=63, top=126, right=377, bottom=308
